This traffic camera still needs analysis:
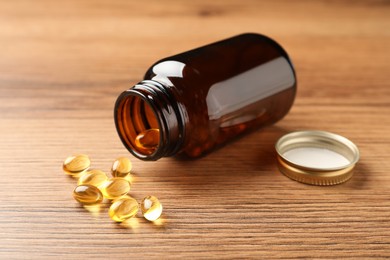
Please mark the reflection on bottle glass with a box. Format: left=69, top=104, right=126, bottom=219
left=115, top=33, right=297, bottom=160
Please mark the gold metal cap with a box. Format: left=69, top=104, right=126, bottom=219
left=275, top=130, right=360, bottom=186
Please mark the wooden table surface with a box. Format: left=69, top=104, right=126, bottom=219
left=1, top=0, right=389, bottom=258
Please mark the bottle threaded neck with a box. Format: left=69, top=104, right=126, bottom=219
left=114, top=80, right=185, bottom=160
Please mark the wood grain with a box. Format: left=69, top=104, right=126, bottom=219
left=0, top=0, right=389, bottom=258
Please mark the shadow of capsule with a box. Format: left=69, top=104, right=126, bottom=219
left=83, top=204, right=102, bottom=217
left=117, top=217, right=140, bottom=231
left=80, top=199, right=111, bottom=218
left=137, top=213, right=167, bottom=231
left=148, top=214, right=167, bottom=230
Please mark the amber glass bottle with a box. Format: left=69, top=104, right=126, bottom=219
left=115, top=33, right=297, bottom=160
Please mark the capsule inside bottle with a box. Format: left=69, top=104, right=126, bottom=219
left=116, top=94, right=161, bottom=157
left=135, top=129, right=159, bottom=149
left=115, top=34, right=296, bottom=161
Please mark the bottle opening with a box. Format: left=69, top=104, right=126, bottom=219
left=115, top=92, right=161, bottom=159
left=115, top=80, right=184, bottom=160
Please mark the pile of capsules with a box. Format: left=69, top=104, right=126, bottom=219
left=63, top=154, right=162, bottom=222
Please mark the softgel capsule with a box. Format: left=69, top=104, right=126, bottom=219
left=111, top=157, right=132, bottom=178
left=78, top=169, right=108, bottom=187
left=141, top=195, right=163, bottom=221
left=73, top=185, right=103, bottom=205
left=64, top=155, right=163, bottom=222
left=100, top=177, right=131, bottom=200
left=63, top=154, right=90, bottom=177
left=109, top=195, right=139, bottom=222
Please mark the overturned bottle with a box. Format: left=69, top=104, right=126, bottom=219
left=114, top=33, right=297, bottom=160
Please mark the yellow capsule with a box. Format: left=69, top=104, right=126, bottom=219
left=135, top=129, right=160, bottom=149
left=77, top=169, right=108, bottom=187
left=111, top=157, right=132, bottom=178
left=73, top=185, right=103, bottom=205
left=63, top=154, right=90, bottom=177
left=141, top=195, right=163, bottom=221
left=109, top=195, right=139, bottom=222
left=100, top=177, right=131, bottom=200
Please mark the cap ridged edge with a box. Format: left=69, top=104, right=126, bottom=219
left=277, top=156, right=354, bottom=186
left=275, top=130, right=359, bottom=186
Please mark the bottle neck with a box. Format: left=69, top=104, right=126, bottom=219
left=114, top=80, right=185, bottom=160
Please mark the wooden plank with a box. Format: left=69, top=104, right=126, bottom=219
left=0, top=0, right=389, bottom=258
